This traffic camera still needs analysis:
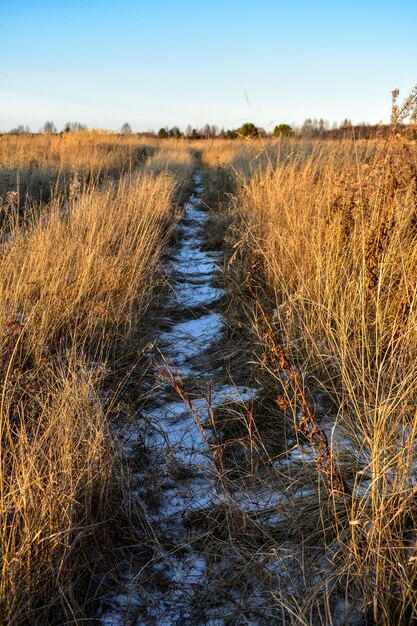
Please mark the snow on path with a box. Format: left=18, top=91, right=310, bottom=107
left=99, top=172, right=284, bottom=626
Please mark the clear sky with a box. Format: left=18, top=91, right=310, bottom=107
left=1, top=0, right=416, bottom=132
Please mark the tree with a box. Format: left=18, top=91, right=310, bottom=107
left=63, top=121, right=88, bottom=132
left=158, top=127, right=168, bottom=138
left=190, top=128, right=201, bottom=139
left=169, top=126, right=182, bottom=138
left=301, top=118, right=313, bottom=138
left=201, top=124, right=218, bottom=138
left=10, top=124, right=30, bottom=134
left=272, top=123, right=294, bottom=138
left=239, top=122, right=259, bottom=138
left=43, top=120, right=56, bottom=134
left=339, top=118, right=352, bottom=138
left=121, top=122, right=132, bottom=135
left=201, top=123, right=211, bottom=139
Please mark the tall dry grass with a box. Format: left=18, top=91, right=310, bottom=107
left=223, top=111, right=417, bottom=622
left=0, top=131, right=162, bottom=204
left=0, top=173, right=180, bottom=379
left=0, top=138, right=192, bottom=623
left=144, top=141, right=197, bottom=185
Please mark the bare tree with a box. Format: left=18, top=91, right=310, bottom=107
left=121, top=122, right=132, bottom=135
left=202, top=123, right=211, bottom=139
left=43, top=120, right=57, bottom=134
left=10, top=124, right=30, bottom=134
left=301, top=118, right=313, bottom=138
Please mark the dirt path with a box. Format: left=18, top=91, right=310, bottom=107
left=99, top=172, right=284, bottom=626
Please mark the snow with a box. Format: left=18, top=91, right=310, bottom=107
left=100, top=171, right=292, bottom=625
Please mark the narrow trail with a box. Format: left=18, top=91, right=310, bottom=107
left=100, top=172, right=284, bottom=626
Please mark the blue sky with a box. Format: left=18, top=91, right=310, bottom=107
left=1, top=0, right=416, bottom=132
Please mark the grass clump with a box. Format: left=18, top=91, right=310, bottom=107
left=0, top=139, right=192, bottom=623
left=219, top=90, right=417, bottom=623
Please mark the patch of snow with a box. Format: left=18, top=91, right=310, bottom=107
left=160, top=313, right=223, bottom=363
left=102, top=171, right=277, bottom=625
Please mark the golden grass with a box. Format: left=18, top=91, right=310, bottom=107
left=0, top=130, right=158, bottom=170
left=1, top=359, right=121, bottom=623
left=0, top=131, right=198, bottom=205
left=0, top=172, right=178, bottom=366
left=4, top=124, right=417, bottom=623
left=221, top=131, right=417, bottom=623
left=0, top=138, right=191, bottom=623
left=144, top=141, right=196, bottom=184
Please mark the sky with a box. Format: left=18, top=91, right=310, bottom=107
left=1, top=0, right=416, bottom=133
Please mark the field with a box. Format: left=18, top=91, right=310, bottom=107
left=1, top=120, right=417, bottom=625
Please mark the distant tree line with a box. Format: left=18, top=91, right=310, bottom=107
left=8, top=124, right=31, bottom=134
left=5, top=119, right=415, bottom=140
left=156, top=119, right=414, bottom=140
left=63, top=121, right=88, bottom=132
left=6, top=121, right=132, bottom=135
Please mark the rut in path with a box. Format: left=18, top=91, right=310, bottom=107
left=100, top=172, right=288, bottom=626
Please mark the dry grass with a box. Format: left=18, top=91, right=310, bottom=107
left=0, top=131, right=161, bottom=203
left=1, top=359, right=124, bottom=623
left=0, top=137, right=193, bottom=623
left=1, top=173, right=177, bottom=363
left=0, top=131, right=198, bottom=207
left=214, top=105, right=417, bottom=622
left=4, top=119, right=417, bottom=623
left=0, top=131, right=156, bottom=170
left=144, top=141, right=196, bottom=185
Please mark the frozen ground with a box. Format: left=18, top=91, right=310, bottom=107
left=98, top=173, right=352, bottom=626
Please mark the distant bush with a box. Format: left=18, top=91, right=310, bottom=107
left=272, top=123, right=294, bottom=137
left=239, top=122, right=259, bottom=138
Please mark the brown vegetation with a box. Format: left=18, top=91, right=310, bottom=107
left=212, top=91, right=417, bottom=624
left=2, top=89, right=417, bottom=623
left=0, top=134, right=195, bottom=623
